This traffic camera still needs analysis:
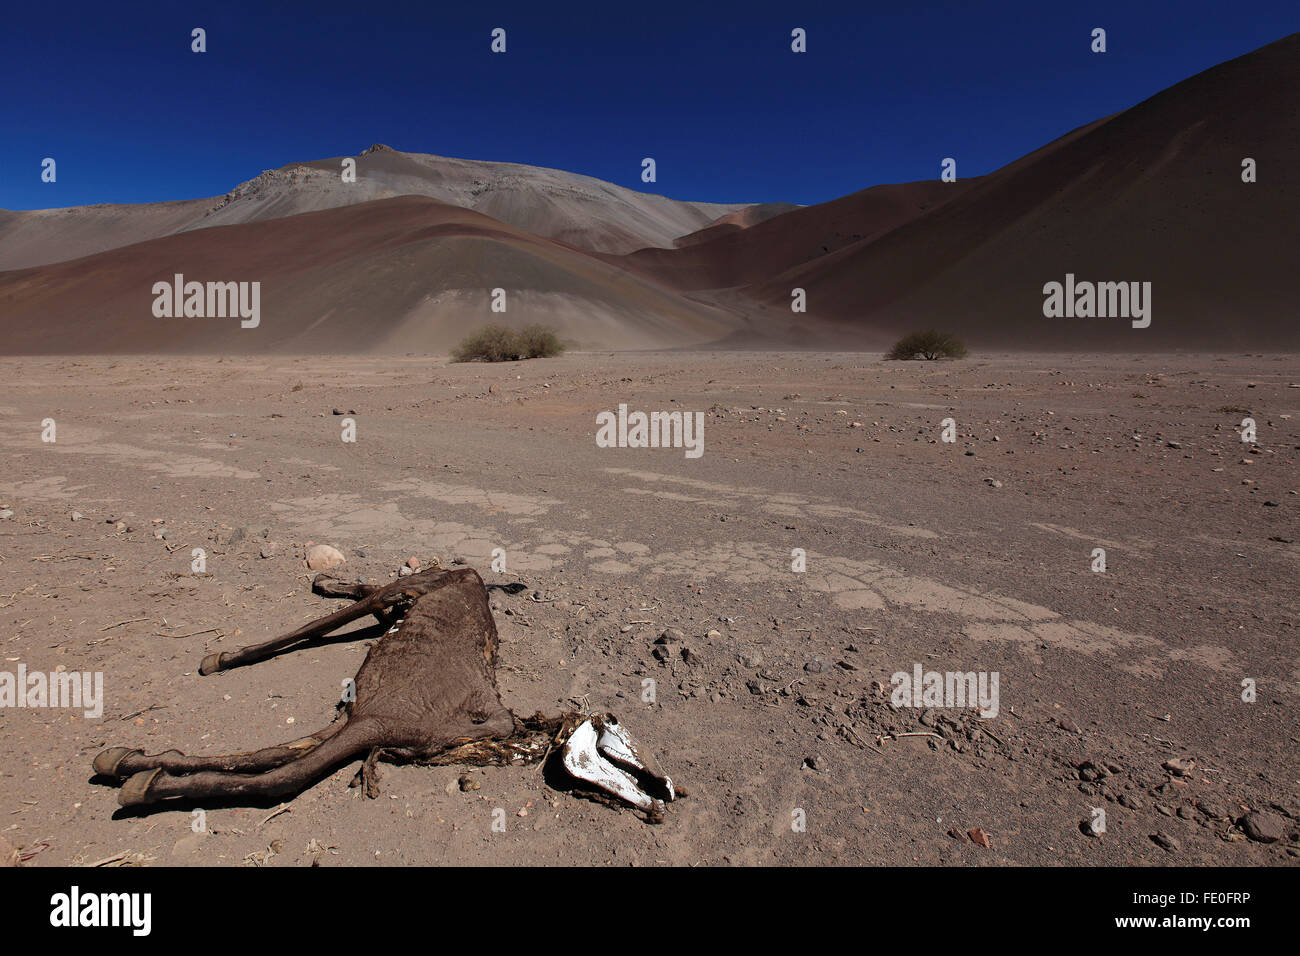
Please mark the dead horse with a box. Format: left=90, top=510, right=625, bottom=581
left=92, top=566, right=675, bottom=820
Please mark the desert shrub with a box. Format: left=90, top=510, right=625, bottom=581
left=452, top=324, right=521, bottom=363
left=515, top=323, right=566, bottom=359
left=885, top=329, right=969, bottom=361
left=451, top=324, right=565, bottom=362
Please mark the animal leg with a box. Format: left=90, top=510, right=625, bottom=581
left=93, top=722, right=344, bottom=779
left=115, top=717, right=393, bottom=808
left=199, top=569, right=462, bottom=675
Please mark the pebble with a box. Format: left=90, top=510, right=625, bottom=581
left=1163, top=756, right=1195, bottom=777
left=1240, top=810, right=1287, bottom=843
left=1151, top=832, right=1180, bottom=852
left=306, top=544, right=346, bottom=570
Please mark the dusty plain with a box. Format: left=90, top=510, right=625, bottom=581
left=0, top=350, right=1296, bottom=866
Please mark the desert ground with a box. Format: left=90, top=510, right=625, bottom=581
left=0, top=349, right=1296, bottom=866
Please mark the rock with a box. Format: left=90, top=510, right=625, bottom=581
left=803, top=658, right=830, bottom=674
left=458, top=775, right=480, bottom=792
left=740, top=651, right=763, bottom=668
left=0, top=833, right=18, bottom=867
left=398, top=566, right=414, bottom=577
left=1240, top=810, right=1287, bottom=843
left=681, top=648, right=703, bottom=666
left=651, top=645, right=672, bottom=662
left=1151, top=832, right=1180, bottom=852
left=1057, top=716, right=1082, bottom=734
left=1196, top=799, right=1228, bottom=820
left=802, top=754, right=826, bottom=771
left=306, top=544, right=346, bottom=570
left=1082, top=814, right=1105, bottom=837
left=0, top=510, right=14, bottom=520
left=967, top=827, right=992, bottom=848
left=983, top=478, right=1003, bottom=488
left=1119, top=793, right=1144, bottom=811
left=259, top=543, right=278, bottom=559
left=406, top=556, right=420, bottom=570
left=705, top=629, right=721, bottom=640
left=70, top=511, right=84, bottom=521
left=1177, top=805, right=1196, bottom=820
left=655, top=628, right=684, bottom=645
left=1163, top=756, right=1195, bottom=777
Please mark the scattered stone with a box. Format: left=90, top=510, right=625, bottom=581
left=705, top=628, right=721, bottom=640
left=1119, top=793, right=1144, bottom=811
left=1163, top=756, right=1195, bottom=777
left=306, top=544, right=346, bottom=570
left=656, top=627, right=684, bottom=645
left=70, top=511, right=84, bottom=521
left=458, top=775, right=480, bottom=792
left=1196, top=799, right=1229, bottom=820
left=1240, top=811, right=1287, bottom=844
left=967, top=827, right=993, bottom=848
left=652, top=645, right=672, bottom=662
left=804, top=658, right=830, bottom=674
left=406, top=556, right=420, bottom=570
left=259, top=543, right=278, bottom=559
left=1151, top=832, right=1180, bottom=852
left=1057, top=716, right=1082, bottom=734
left=0, top=510, right=14, bottom=520
left=398, top=566, right=414, bottom=577
left=681, top=648, right=703, bottom=666
left=983, top=478, right=1003, bottom=488
left=802, top=754, right=826, bottom=772
left=1082, top=814, right=1105, bottom=837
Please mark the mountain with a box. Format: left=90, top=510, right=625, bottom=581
left=739, top=32, right=1300, bottom=349
left=1, top=34, right=1296, bottom=354
left=0, top=196, right=767, bottom=353
left=0, top=145, right=754, bottom=272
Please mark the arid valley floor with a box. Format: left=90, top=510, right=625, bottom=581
left=0, top=350, right=1296, bottom=866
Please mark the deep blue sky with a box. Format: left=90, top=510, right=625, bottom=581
left=3, top=0, right=1296, bottom=210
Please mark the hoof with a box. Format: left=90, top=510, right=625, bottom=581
left=92, top=747, right=141, bottom=778
left=198, top=652, right=225, bottom=676
left=119, top=768, right=165, bottom=807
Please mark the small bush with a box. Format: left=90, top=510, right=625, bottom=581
left=451, top=324, right=565, bottom=363
left=515, top=323, right=565, bottom=359
left=885, top=329, right=968, bottom=361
